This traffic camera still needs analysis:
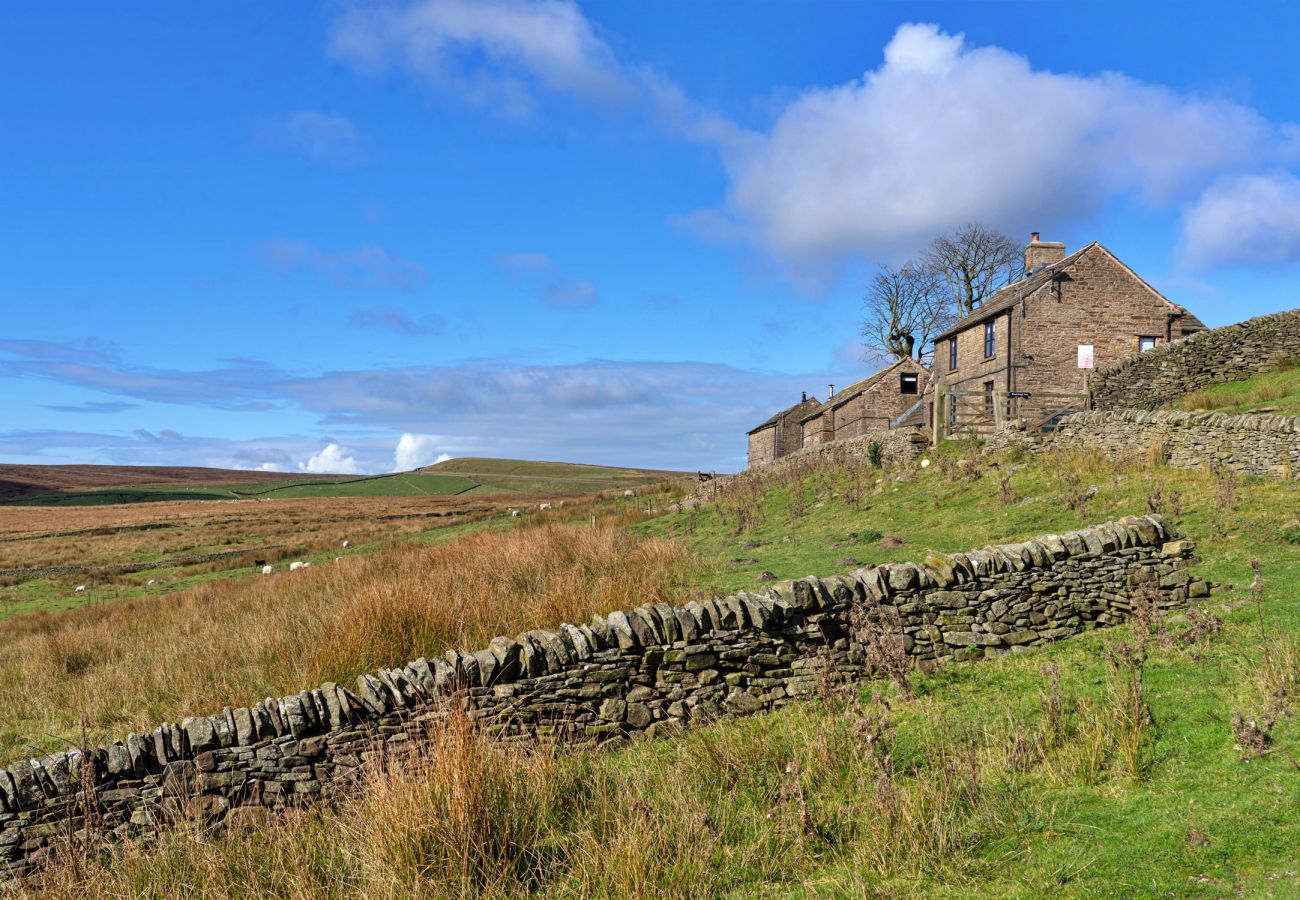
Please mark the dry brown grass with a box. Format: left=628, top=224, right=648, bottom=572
left=0, top=521, right=701, bottom=759
left=0, top=495, right=504, bottom=573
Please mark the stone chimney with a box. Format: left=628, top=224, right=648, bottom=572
left=1024, top=232, right=1066, bottom=275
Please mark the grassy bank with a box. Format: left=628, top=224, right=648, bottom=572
left=12, top=445, right=1300, bottom=895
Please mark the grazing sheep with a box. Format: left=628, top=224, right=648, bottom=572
left=335, top=556, right=343, bottom=562
left=623, top=489, right=634, bottom=497
left=342, top=540, right=350, bottom=549
left=262, top=565, right=274, bottom=576
left=146, top=579, right=157, bottom=586
left=511, top=509, right=521, bottom=517
left=74, top=585, right=86, bottom=594
left=289, top=561, right=307, bottom=572
left=539, top=503, right=552, bottom=511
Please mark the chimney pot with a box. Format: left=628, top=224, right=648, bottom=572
left=801, top=391, right=807, bottom=402
left=1024, top=235, right=1065, bottom=275
left=828, top=384, right=835, bottom=398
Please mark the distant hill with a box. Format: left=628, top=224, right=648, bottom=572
left=420, top=457, right=688, bottom=495
left=0, top=458, right=690, bottom=506
left=0, top=464, right=342, bottom=504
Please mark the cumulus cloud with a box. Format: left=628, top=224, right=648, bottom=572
left=394, top=433, right=453, bottom=470
left=329, top=0, right=630, bottom=117
left=255, top=111, right=365, bottom=164
left=1180, top=171, right=1300, bottom=269
left=714, top=23, right=1297, bottom=270
left=298, top=443, right=364, bottom=475
left=255, top=239, right=428, bottom=291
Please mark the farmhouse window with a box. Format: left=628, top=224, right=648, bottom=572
left=1139, top=336, right=1158, bottom=352
left=900, top=372, right=918, bottom=394
left=949, top=337, right=958, bottom=371
left=984, top=321, right=996, bottom=359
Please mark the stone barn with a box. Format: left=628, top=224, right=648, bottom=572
left=931, top=234, right=1206, bottom=406
left=746, top=393, right=821, bottom=468
left=800, top=357, right=931, bottom=447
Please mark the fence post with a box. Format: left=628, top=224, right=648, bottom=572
left=933, top=382, right=948, bottom=447
left=993, top=390, right=1006, bottom=429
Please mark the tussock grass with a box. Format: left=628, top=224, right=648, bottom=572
left=0, top=522, right=700, bottom=759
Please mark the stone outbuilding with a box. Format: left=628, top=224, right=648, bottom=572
left=746, top=393, right=821, bottom=468
left=800, top=357, right=931, bottom=447
left=930, top=235, right=1206, bottom=407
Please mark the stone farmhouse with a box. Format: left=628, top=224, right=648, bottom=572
left=745, top=233, right=1208, bottom=468
left=800, top=357, right=930, bottom=447
left=746, top=394, right=821, bottom=468
left=747, top=357, right=929, bottom=468
left=930, top=234, right=1207, bottom=405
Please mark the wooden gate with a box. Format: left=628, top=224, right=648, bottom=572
left=934, top=386, right=1088, bottom=444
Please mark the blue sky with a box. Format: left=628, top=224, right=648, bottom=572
left=3, top=2, right=1299, bottom=474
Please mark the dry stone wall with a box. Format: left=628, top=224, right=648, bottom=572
left=0, top=515, right=1203, bottom=878
left=1090, top=308, right=1300, bottom=410
left=991, top=409, right=1299, bottom=480
left=1051, top=409, right=1299, bottom=479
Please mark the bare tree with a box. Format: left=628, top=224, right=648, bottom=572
left=860, top=262, right=950, bottom=362
left=921, top=223, right=1023, bottom=318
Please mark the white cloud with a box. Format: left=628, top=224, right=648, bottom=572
left=1180, top=171, right=1300, bottom=269
left=256, top=111, right=364, bottom=164
left=394, top=433, right=453, bottom=470
left=329, top=0, right=630, bottom=117
left=254, top=240, right=427, bottom=291
left=714, top=23, right=1297, bottom=270
left=298, top=443, right=364, bottom=475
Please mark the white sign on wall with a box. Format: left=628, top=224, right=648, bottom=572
left=1078, top=345, right=1094, bottom=369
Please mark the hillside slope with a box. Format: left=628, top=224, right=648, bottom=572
left=421, top=456, right=689, bottom=495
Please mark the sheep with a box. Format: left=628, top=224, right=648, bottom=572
left=623, top=489, right=635, bottom=497
left=539, top=503, right=552, bottom=511
left=335, top=556, right=343, bottom=563
left=262, top=565, right=274, bottom=576
left=74, top=585, right=86, bottom=594
left=146, top=579, right=157, bottom=586
left=289, top=561, right=307, bottom=572
left=342, top=540, right=350, bottom=549
left=507, top=508, right=520, bottom=517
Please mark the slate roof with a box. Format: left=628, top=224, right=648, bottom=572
left=931, top=242, right=1206, bottom=344
left=800, top=357, right=927, bottom=424
left=746, top=397, right=821, bottom=435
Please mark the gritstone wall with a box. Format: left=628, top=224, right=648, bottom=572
left=688, top=428, right=926, bottom=510
left=0, top=515, right=1203, bottom=878
left=1090, top=308, right=1300, bottom=410
left=1050, top=409, right=1299, bottom=479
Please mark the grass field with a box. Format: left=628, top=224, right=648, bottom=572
left=1, top=457, right=686, bottom=506
left=424, top=456, right=690, bottom=495
left=7, top=438, right=1300, bottom=896
left=1173, top=358, right=1300, bottom=416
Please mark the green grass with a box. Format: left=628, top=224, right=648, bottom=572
left=21, top=445, right=1300, bottom=895
left=628, top=443, right=1300, bottom=895
left=424, top=456, right=689, bottom=495
left=1173, top=359, right=1300, bottom=416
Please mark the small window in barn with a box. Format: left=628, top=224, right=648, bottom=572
left=1139, top=336, right=1158, bottom=352
left=984, top=321, right=996, bottom=359
left=900, top=372, right=918, bottom=394
left=949, top=337, right=958, bottom=371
